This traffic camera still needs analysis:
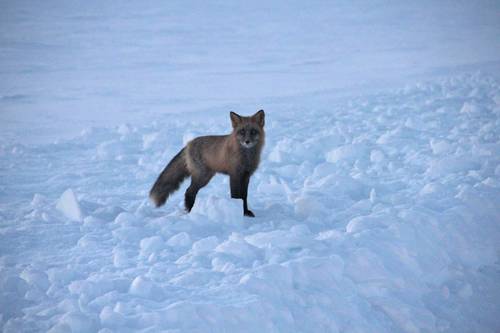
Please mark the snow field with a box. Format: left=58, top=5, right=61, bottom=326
left=1, top=74, right=500, bottom=332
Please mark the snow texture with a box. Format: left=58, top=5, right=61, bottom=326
left=2, top=73, right=500, bottom=332
left=1, top=1, right=500, bottom=333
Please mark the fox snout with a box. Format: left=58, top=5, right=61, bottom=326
left=241, top=140, right=257, bottom=149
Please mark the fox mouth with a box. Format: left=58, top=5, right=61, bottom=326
left=241, top=141, right=257, bottom=149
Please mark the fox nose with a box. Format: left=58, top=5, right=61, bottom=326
left=245, top=140, right=250, bottom=144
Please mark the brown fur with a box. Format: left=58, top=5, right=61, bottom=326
left=149, top=110, right=265, bottom=217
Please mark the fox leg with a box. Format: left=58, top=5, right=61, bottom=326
left=230, top=172, right=254, bottom=217
left=185, top=172, right=213, bottom=212
left=241, top=172, right=254, bottom=217
left=230, top=174, right=242, bottom=199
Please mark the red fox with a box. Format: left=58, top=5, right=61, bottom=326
left=149, top=110, right=265, bottom=217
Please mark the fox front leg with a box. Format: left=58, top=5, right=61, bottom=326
left=241, top=172, right=254, bottom=217
left=230, top=172, right=255, bottom=217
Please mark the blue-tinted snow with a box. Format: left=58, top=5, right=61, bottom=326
left=1, top=1, right=500, bottom=332
left=1, top=0, right=500, bottom=143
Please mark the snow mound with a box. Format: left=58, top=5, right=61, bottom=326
left=190, top=195, right=243, bottom=224
left=56, top=189, right=83, bottom=222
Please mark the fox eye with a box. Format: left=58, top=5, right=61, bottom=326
left=238, top=129, right=245, bottom=135
left=250, top=129, right=257, bottom=135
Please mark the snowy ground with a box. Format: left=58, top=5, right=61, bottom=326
left=1, top=73, right=500, bottom=332
left=2, top=1, right=500, bottom=333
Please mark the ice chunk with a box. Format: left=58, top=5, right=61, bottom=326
left=167, top=232, right=192, bottom=248
left=1, top=276, right=29, bottom=297
left=369, top=188, right=377, bottom=203
left=100, top=305, right=126, bottom=328
left=192, top=236, right=219, bottom=254
left=460, top=102, right=479, bottom=114
left=129, top=276, right=164, bottom=300
left=245, top=226, right=311, bottom=251
left=345, top=248, right=389, bottom=283
left=20, top=268, right=49, bottom=291
left=93, top=205, right=125, bottom=220
left=96, top=140, right=126, bottom=160
left=48, top=323, right=72, bottom=333
left=56, top=189, right=83, bottom=222
left=53, top=312, right=97, bottom=333
left=285, top=256, right=344, bottom=287
left=495, top=164, right=500, bottom=176
left=142, top=132, right=159, bottom=150
left=418, top=182, right=449, bottom=197
left=426, top=155, right=480, bottom=179
left=275, top=164, right=300, bottom=178
left=211, top=257, right=236, bottom=273
left=113, top=248, right=130, bottom=268
left=82, top=216, right=105, bottom=228
left=256, top=176, right=289, bottom=197
left=140, top=236, right=165, bottom=257
left=268, top=138, right=308, bottom=163
left=215, top=233, right=260, bottom=260
left=429, top=139, right=452, bottom=155
left=326, top=144, right=368, bottom=164
left=316, top=229, right=343, bottom=241
left=370, top=149, right=385, bottom=163
left=346, top=216, right=383, bottom=233
left=311, top=162, right=337, bottom=179
left=116, top=123, right=132, bottom=136
left=294, top=195, right=325, bottom=218
left=113, top=212, right=140, bottom=226
left=30, top=193, right=48, bottom=208
left=268, top=147, right=283, bottom=163
left=190, top=195, right=243, bottom=224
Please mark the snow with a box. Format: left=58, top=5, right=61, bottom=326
left=129, top=276, right=164, bottom=301
left=2, top=1, right=500, bottom=144
left=56, top=189, right=84, bottom=222
left=1, top=1, right=500, bottom=332
left=3, top=74, right=499, bottom=332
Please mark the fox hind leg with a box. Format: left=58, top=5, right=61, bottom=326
left=185, top=171, right=214, bottom=212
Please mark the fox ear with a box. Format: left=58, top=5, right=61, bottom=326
left=252, top=109, right=265, bottom=127
left=230, top=111, right=242, bottom=128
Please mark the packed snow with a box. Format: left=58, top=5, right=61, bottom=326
left=1, top=1, right=500, bottom=332
left=2, top=73, right=500, bottom=332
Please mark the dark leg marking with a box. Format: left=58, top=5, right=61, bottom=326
left=241, top=172, right=254, bottom=217
left=230, top=172, right=254, bottom=217
left=185, top=172, right=213, bottom=212
left=230, top=174, right=243, bottom=199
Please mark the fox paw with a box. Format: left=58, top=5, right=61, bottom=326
left=244, top=209, right=255, bottom=217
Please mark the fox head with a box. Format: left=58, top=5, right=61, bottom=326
left=230, top=110, right=265, bottom=149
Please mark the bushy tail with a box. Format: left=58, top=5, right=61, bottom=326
left=149, top=148, right=190, bottom=207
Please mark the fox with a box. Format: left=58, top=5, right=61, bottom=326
left=149, top=110, right=265, bottom=217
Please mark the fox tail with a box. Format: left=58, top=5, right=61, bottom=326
left=149, top=148, right=190, bottom=207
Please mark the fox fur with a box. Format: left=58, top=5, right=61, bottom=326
left=149, top=110, right=265, bottom=217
